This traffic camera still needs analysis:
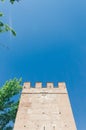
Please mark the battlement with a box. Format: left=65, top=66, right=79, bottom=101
left=22, top=82, right=67, bottom=94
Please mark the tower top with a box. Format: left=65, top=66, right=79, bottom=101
left=22, top=82, right=67, bottom=94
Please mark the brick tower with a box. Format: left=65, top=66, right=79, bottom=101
left=14, top=82, right=77, bottom=130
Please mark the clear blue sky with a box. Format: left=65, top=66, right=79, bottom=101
left=0, top=0, right=86, bottom=129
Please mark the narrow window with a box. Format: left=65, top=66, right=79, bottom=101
left=53, top=126, right=55, bottom=130
left=43, top=126, right=45, bottom=130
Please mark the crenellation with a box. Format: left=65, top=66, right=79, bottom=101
left=35, top=82, right=42, bottom=88
left=22, top=82, right=67, bottom=94
left=23, top=82, right=30, bottom=89
left=58, top=82, right=66, bottom=89
left=23, top=82, right=66, bottom=89
left=47, top=82, right=54, bottom=88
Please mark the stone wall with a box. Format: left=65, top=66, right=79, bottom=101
left=14, top=82, right=77, bottom=130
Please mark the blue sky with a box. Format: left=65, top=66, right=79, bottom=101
left=0, top=0, right=86, bottom=129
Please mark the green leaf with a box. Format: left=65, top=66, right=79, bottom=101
left=0, top=12, right=3, bottom=17
left=10, top=0, right=15, bottom=4
left=0, top=0, right=5, bottom=2
left=0, top=78, right=22, bottom=130
left=0, top=21, right=4, bottom=26
left=5, top=24, right=11, bottom=31
left=0, top=24, right=17, bottom=36
left=11, top=29, right=16, bottom=36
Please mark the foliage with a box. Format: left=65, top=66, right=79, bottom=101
left=0, top=0, right=20, bottom=36
left=0, top=0, right=20, bottom=4
left=0, top=78, right=22, bottom=130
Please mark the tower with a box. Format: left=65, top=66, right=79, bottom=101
left=14, top=82, right=77, bottom=130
